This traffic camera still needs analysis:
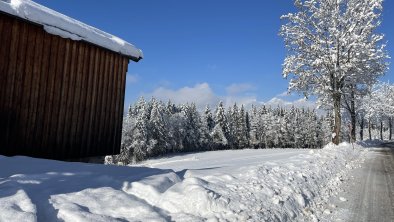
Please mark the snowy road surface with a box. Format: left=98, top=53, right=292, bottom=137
left=0, top=145, right=364, bottom=222
left=321, top=143, right=394, bottom=222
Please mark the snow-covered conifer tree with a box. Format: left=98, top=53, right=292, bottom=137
left=131, top=108, right=149, bottom=162
left=238, top=105, right=249, bottom=149
left=202, top=105, right=215, bottom=149
left=211, top=124, right=228, bottom=149
left=245, top=110, right=251, bottom=147
left=168, top=111, right=186, bottom=152
left=182, top=103, right=203, bottom=151
left=227, top=103, right=239, bottom=149
left=249, top=105, right=260, bottom=148
left=112, top=98, right=148, bottom=164
left=213, top=101, right=229, bottom=149
left=149, top=100, right=169, bottom=156
left=204, top=105, right=215, bottom=132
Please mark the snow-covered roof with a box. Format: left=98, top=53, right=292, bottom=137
left=0, top=0, right=143, bottom=61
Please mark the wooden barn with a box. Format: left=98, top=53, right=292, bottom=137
left=0, top=0, right=143, bottom=160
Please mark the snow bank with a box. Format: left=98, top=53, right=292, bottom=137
left=0, top=0, right=143, bottom=60
left=0, top=190, right=37, bottom=222
left=128, top=143, right=366, bottom=221
left=0, top=144, right=365, bottom=221
left=50, top=187, right=166, bottom=222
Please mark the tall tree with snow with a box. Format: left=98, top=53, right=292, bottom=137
left=182, top=103, right=204, bottom=151
left=280, top=0, right=388, bottom=144
left=212, top=101, right=229, bottom=149
left=227, top=103, right=239, bottom=149
left=148, top=99, right=169, bottom=156
left=215, top=101, right=229, bottom=140
left=204, top=105, right=215, bottom=132
left=249, top=105, right=260, bottom=147
left=238, top=105, right=249, bottom=148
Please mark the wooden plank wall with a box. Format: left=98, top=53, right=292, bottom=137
left=0, top=13, right=128, bottom=159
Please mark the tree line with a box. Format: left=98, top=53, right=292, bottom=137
left=353, top=82, right=394, bottom=141
left=108, top=97, right=330, bottom=164
left=106, top=81, right=393, bottom=165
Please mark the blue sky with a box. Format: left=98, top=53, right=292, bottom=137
left=35, top=0, right=393, bottom=109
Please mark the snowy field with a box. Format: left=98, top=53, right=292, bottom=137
left=0, top=144, right=365, bottom=222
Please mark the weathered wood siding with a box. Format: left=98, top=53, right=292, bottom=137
left=0, top=12, right=129, bottom=159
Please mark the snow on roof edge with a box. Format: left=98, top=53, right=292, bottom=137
left=0, top=0, right=143, bottom=61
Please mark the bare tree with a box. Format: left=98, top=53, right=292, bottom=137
left=280, top=0, right=388, bottom=144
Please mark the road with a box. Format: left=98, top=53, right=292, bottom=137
left=322, top=142, right=394, bottom=222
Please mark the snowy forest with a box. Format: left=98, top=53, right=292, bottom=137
left=107, top=82, right=393, bottom=164
left=108, top=97, right=326, bottom=164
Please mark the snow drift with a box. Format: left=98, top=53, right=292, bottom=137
left=0, top=143, right=365, bottom=221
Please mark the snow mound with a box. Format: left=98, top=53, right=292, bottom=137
left=131, top=143, right=366, bottom=221
left=0, top=0, right=143, bottom=60
left=50, top=187, right=166, bottom=222
left=0, top=144, right=366, bottom=221
left=0, top=190, right=36, bottom=222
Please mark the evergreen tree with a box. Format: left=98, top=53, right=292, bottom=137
left=227, top=103, right=239, bottom=149
left=204, top=105, right=215, bottom=132
left=245, top=110, right=251, bottom=147
left=237, top=105, right=249, bottom=149
left=182, top=103, right=202, bottom=151
left=202, top=105, right=214, bottom=149
left=149, top=100, right=169, bottom=156
left=214, top=101, right=229, bottom=149
left=131, top=107, right=149, bottom=162
left=249, top=105, right=260, bottom=148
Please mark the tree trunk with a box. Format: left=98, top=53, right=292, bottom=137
left=350, top=87, right=356, bottom=142
left=368, top=119, right=372, bottom=140
left=380, top=121, right=383, bottom=141
left=333, top=93, right=341, bottom=145
left=359, top=117, right=364, bottom=141
left=390, top=117, right=392, bottom=141
left=350, top=110, right=356, bottom=142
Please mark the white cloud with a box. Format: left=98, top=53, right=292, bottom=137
left=263, top=97, right=326, bottom=116
left=146, top=83, right=219, bottom=109
left=143, top=83, right=321, bottom=112
left=264, top=97, right=317, bottom=109
left=226, top=83, right=256, bottom=95
left=265, top=91, right=325, bottom=112
left=223, top=96, right=258, bottom=108
left=126, top=74, right=139, bottom=85
left=144, top=83, right=258, bottom=110
left=275, top=91, right=290, bottom=98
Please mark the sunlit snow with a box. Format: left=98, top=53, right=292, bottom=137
left=0, top=143, right=365, bottom=221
